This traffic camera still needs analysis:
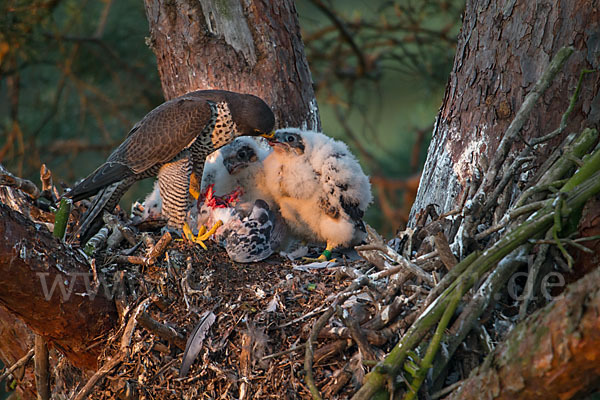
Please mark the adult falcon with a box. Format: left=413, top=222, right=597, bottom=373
left=65, top=90, right=275, bottom=243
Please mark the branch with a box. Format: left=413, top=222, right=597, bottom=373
left=447, top=266, right=600, bottom=400
left=0, top=203, right=118, bottom=370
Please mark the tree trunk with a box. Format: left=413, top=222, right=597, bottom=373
left=410, top=0, right=600, bottom=221
left=447, top=265, right=600, bottom=400
left=143, top=0, right=320, bottom=130
left=0, top=202, right=118, bottom=371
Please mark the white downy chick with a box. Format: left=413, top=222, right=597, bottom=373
left=262, top=128, right=372, bottom=258
left=201, top=136, right=274, bottom=206
left=142, top=180, right=163, bottom=220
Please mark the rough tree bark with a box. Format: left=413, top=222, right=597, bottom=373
left=402, top=0, right=600, bottom=397
left=411, top=0, right=600, bottom=220
left=447, top=265, right=600, bottom=400
left=143, top=0, right=320, bottom=130
left=0, top=203, right=118, bottom=370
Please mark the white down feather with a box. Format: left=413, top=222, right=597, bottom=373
left=201, top=136, right=274, bottom=206
left=262, top=128, right=372, bottom=248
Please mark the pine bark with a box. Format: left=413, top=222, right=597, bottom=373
left=143, top=0, right=320, bottom=130
left=447, top=265, right=600, bottom=400
left=410, top=0, right=600, bottom=219
left=0, top=202, right=118, bottom=371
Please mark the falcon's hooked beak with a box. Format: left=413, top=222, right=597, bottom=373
left=260, top=131, right=275, bottom=140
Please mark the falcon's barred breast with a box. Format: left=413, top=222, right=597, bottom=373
left=65, top=90, right=275, bottom=243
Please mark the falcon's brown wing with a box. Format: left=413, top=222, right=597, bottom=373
left=109, top=96, right=213, bottom=173
left=67, top=97, right=213, bottom=201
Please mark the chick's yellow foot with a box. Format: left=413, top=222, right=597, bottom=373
left=301, top=245, right=335, bottom=263
left=317, top=250, right=332, bottom=261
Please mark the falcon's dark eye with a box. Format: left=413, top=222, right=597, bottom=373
left=238, top=150, right=247, bottom=160
left=286, top=135, right=296, bottom=143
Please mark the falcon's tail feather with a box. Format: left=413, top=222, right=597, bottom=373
left=66, top=162, right=133, bottom=202
left=74, top=179, right=134, bottom=244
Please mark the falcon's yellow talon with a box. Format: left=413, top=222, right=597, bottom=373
left=183, top=222, right=195, bottom=241
left=196, top=239, right=208, bottom=250
left=197, top=225, right=207, bottom=236
left=183, top=223, right=210, bottom=250
left=197, top=220, right=223, bottom=241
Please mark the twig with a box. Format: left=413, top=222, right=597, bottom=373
left=73, top=299, right=150, bottom=400
left=367, top=265, right=404, bottom=280
left=34, top=335, right=50, bottom=400
left=473, top=221, right=508, bottom=241
left=431, top=380, right=464, bottom=400
left=53, top=198, right=72, bottom=240
left=520, top=128, right=598, bottom=208
left=483, top=155, right=535, bottom=215
left=530, top=69, right=597, bottom=146
left=304, top=276, right=368, bottom=399
left=552, top=195, right=574, bottom=269
left=508, top=199, right=548, bottom=219
left=514, top=179, right=568, bottom=209
left=519, top=231, right=552, bottom=320
left=261, top=343, right=306, bottom=361
left=137, top=312, right=187, bottom=351
left=40, top=164, right=58, bottom=201
left=304, top=306, right=335, bottom=400
left=147, top=231, right=172, bottom=260
left=339, top=307, right=377, bottom=361
left=430, top=248, right=529, bottom=384
left=314, top=340, right=351, bottom=364
left=476, top=46, right=574, bottom=198
left=355, top=244, right=433, bottom=285
left=0, top=348, right=34, bottom=383
left=422, top=251, right=479, bottom=310
left=433, top=231, right=457, bottom=270
left=112, top=231, right=172, bottom=266
left=0, top=173, right=40, bottom=199
left=404, top=280, right=463, bottom=400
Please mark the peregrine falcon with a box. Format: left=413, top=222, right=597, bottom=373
left=187, top=186, right=277, bottom=263
left=263, top=128, right=372, bottom=260
left=65, top=90, right=275, bottom=243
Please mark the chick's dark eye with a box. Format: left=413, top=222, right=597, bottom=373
left=238, top=150, right=247, bottom=160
